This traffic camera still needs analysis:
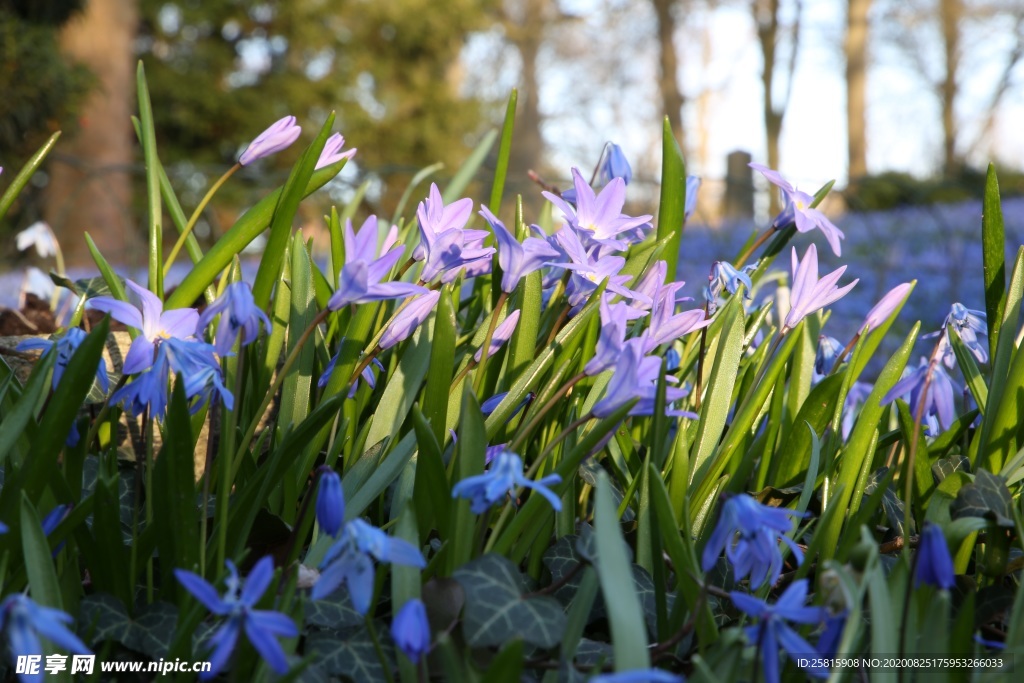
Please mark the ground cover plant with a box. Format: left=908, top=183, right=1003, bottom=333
left=1, top=67, right=1023, bottom=683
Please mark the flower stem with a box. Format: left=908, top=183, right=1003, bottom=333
left=694, top=304, right=710, bottom=410
left=509, top=372, right=587, bottom=453
left=162, top=163, right=240, bottom=275
left=474, top=292, right=508, bottom=397
left=830, top=331, right=862, bottom=375
left=216, top=349, right=246, bottom=570
left=733, top=226, right=776, bottom=268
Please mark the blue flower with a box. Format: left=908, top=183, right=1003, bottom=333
left=175, top=557, right=298, bottom=679
left=451, top=448, right=562, bottom=514
left=945, top=303, right=988, bottom=365
left=915, top=524, right=955, bottom=590
left=701, top=494, right=805, bottom=589
left=312, top=519, right=426, bottom=612
left=600, top=143, right=633, bottom=186
left=380, top=291, right=440, bottom=350
left=704, top=261, right=754, bottom=314
left=882, top=357, right=957, bottom=436
left=197, top=282, right=271, bottom=356
left=814, top=335, right=843, bottom=378
left=480, top=392, right=533, bottom=418
left=0, top=595, right=90, bottom=683
left=391, top=598, right=431, bottom=664
left=318, top=348, right=384, bottom=398
left=817, top=612, right=846, bottom=657
left=16, top=328, right=109, bottom=393
left=730, top=580, right=829, bottom=683
left=315, top=468, right=344, bottom=537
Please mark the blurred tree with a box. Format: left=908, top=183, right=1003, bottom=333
left=844, top=0, right=870, bottom=183
left=651, top=0, right=686, bottom=148
left=136, top=0, right=497, bottom=212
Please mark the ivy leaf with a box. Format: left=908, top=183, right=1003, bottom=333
left=79, top=594, right=133, bottom=646
left=864, top=467, right=914, bottom=536
left=304, top=590, right=363, bottom=630
left=78, top=595, right=177, bottom=659
left=453, top=554, right=567, bottom=649
left=307, top=628, right=389, bottom=681
left=951, top=469, right=1014, bottom=528
left=131, top=602, right=178, bottom=660
left=932, top=455, right=970, bottom=486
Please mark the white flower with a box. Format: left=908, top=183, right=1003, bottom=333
left=16, top=221, right=59, bottom=258
left=22, top=267, right=55, bottom=301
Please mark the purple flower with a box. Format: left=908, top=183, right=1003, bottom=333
left=841, top=381, right=873, bottom=439
left=239, top=116, right=302, bottom=166
left=197, top=282, right=271, bottom=356
left=701, top=493, right=805, bottom=589
left=176, top=557, right=298, bottom=678
left=548, top=226, right=650, bottom=313
left=814, top=335, right=843, bottom=378
left=0, top=595, right=90, bottom=683
left=861, top=282, right=914, bottom=333
left=585, top=295, right=632, bottom=376
left=915, top=524, right=955, bottom=590
left=87, top=279, right=200, bottom=375
left=944, top=303, right=988, bottom=365
left=882, top=357, right=957, bottom=435
left=16, top=328, right=109, bottom=393
left=414, top=184, right=495, bottom=283
left=479, top=207, right=560, bottom=293
left=783, top=244, right=858, bottom=333
left=318, top=348, right=384, bottom=398
left=391, top=599, right=431, bottom=665
left=641, top=280, right=710, bottom=351
left=730, top=580, right=829, bottom=683
left=600, top=143, right=632, bottom=185
left=328, top=216, right=427, bottom=310
left=474, top=310, right=520, bottom=363
left=480, top=392, right=532, bottom=419
left=380, top=291, right=441, bottom=350
left=704, top=261, right=754, bottom=311
left=312, top=519, right=426, bottom=612
left=592, top=339, right=694, bottom=419
left=451, top=448, right=562, bottom=514
left=316, top=467, right=344, bottom=537
left=750, top=162, right=845, bottom=256
left=543, top=168, right=652, bottom=251
left=685, top=175, right=701, bottom=221
left=315, top=133, right=356, bottom=170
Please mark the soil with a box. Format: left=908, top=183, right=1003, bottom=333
left=0, top=294, right=120, bottom=335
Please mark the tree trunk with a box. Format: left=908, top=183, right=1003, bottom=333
left=505, top=0, right=549, bottom=207
left=45, top=0, right=139, bottom=266
left=651, top=0, right=686, bottom=149
left=939, top=0, right=961, bottom=175
left=844, top=0, right=870, bottom=183
left=755, top=0, right=782, bottom=213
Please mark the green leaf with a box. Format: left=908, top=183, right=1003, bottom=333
left=452, top=554, right=567, bottom=648
left=691, top=298, right=744, bottom=478
left=424, top=286, right=457, bottom=446
left=594, top=470, right=650, bottom=671
left=449, top=387, right=487, bottom=572
left=136, top=62, right=164, bottom=297
left=0, top=131, right=61, bottom=221
left=343, top=431, right=417, bottom=522
left=770, top=373, right=844, bottom=487
left=950, top=469, right=1014, bottom=528
left=443, top=129, right=497, bottom=203
left=488, top=90, right=517, bottom=215
left=303, top=591, right=363, bottom=630
left=307, top=628, right=389, bottom=680
left=656, top=117, right=687, bottom=282
left=948, top=323, right=988, bottom=414
left=0, top=347, right=55, bottom=469
left=153, top=380, right=200, bottom=594
left=982, top=164, right=1006, bottom=358
left=366, top=315, right=434, bottom=448
left=21, top=494, right=63, bottom=609
left=252, top=114, right=335, bottom=309
left=412, top=405, right=451, bottom=538
left=79, top=595, right=178, bottom=660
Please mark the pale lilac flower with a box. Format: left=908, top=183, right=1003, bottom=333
left=16, top=221, right=59, bottom=258
left=585, top=295, right=632, bottom=376
left=379, top=291, right=441, bottom=350
left=175, top=557, right=298, bottom=678
left=631, top=260, right=668, bottom=311
left=543, top=168, right=652, bottom=251
left=391, top=599, right=431, bottom=665
left=414, top=184, right=495, bottom=283
left=702, top=493, right=805, bottom=589
left=478, top=207, right=560, bottom=293
left=782, top=244, right=858, bottom=333
left=750, top=162, right=845, bottom=256
left=944, top=303, right=988, bottom=365
left=548, top=226, right=649, bottom=313
left=641, top=279, right=710, bottom=351
left=731, top=580, right=829, bottom=683
left=474, top=310, right=520, bottom=363
left=313, top=519, right=426, bottom=612
left=239, top=116, right=302, bottom=166
left=0, top=595, right=90, bottom=683
left=452, top=448, right=562, bottom=513
left=861, top=282, right=914, bottom=333
left=328, top=216, right=427, bottom=310
left=197, top=282, right=271, bottom=356
left=915, top=524, right=955, bottom=590
left=315, top=133, right=356, bottom=170
left=87, top=279, right=200, bottom=375
left=882, top=357, right=957, bottom=435
left=685, top=175, right=702, bottom=220
left=704, top=261, right=754, bottom=310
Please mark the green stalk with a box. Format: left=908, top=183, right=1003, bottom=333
left=163, top=164, right=240, bottom=274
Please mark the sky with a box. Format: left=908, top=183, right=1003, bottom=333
left=463, top=0, right=1024, bottom=192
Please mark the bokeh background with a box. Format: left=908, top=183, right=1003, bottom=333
left=2, top=0, right=1024, bottom=341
